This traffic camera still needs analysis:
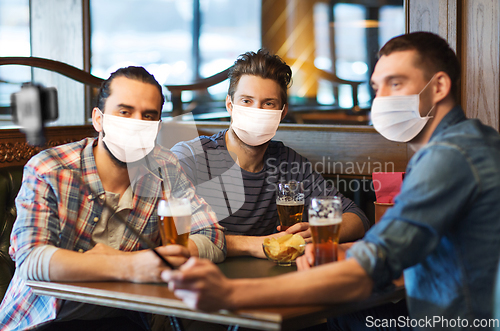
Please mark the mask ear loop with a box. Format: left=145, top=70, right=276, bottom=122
left=424, top=105, right=435, bottom=118
left=418, top=73, right=438, bottom=118
left=156, top=116, right=162, bottom=132
left=97, top=108, right=106, bottom=136
left=280, top=103, right=286, bottom=113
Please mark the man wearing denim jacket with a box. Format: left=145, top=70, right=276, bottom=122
left=163, top=32, right=500, bottom=331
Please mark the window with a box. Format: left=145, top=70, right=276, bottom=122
left=314, top=1, right=404, bottom=111
left=0, top=0, right=30, bottom=124
left=90, top=0, right=261, bottom=112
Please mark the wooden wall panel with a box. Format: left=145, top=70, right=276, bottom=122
left=461, top=0, right=500, bottom=130
left=407, top=0, right=459, bottom=52
left=0, top=126, right=95, bottom=168
left=408, top=0, right=441, bottom=35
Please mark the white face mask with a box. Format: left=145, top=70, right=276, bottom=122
left=99, top=109, right=161, bottom=163
left=230, top=103, right=283, bottom=146
left=371, top=75, right=436, bottom=142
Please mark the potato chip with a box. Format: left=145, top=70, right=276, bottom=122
left=266, top=240, right=280, bottom=256
left=276, top=234, right=293, bottom=243
left=288, top=234, right=305, bottom=247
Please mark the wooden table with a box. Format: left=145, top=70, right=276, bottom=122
left=27, top=257, right=405, bottom=331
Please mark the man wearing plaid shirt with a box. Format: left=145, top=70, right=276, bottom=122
left=0, top=67, right=225, bottom=331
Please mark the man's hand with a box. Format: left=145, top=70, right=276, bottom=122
left=226, top=232, right=288, bottom=258
left=296, top=244, right=314, bottom=271
left=296, top=242, right=354, bottom=271
left=125, top=245, right=191, bottom=283
left=157, top=245, right=191, bottom=268
left=277, top=222, right=312, bottom=243
left=162, top=257, right=234, bottom=311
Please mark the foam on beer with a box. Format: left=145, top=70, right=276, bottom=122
left=276, top=200, right=305, bottom=205
left=158, top=199, right=191, bottom=217
left=309, top=216, right=342, bottom=226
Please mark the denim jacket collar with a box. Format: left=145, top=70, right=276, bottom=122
left=429, top=105, right=467, bottom=143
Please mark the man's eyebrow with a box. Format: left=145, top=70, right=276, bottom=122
left=262, top=97, right=280, bottom=101
left=385, top=74, right=408, bottom=82
left=144, top=109, right=160, bottom=117
left=238, top=95, right=279, bottom=100
left=371, top=74, right=408, bottom=87
left=238, top=94, right=254, bottom=99
left=117, top=104, right=134, bottom=110
left=116, top=104, right=160, bottom=117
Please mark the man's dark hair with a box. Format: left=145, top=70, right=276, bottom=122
left=96, top=66, right=165, bottom=111
left=228, top=49, right=292, bottom=106
left=379, top=32, right=460, bottom=101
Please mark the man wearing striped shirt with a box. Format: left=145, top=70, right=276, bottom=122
left=172, top=50, right=369, bottom=258
left=0, top=67, right=225, bottom=331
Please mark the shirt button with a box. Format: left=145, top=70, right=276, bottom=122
left=88, top=194, right=93, bottom=200
left=93, top=217, right=99, bottom=223
left=99, top=194, right=105, bottom=200
left=78, top=249, right=84, bottom=253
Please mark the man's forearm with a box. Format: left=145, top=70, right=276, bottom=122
left=48, top=244, right=188, bottom=283
left=48, top=248, right=130, bottom=281
left=226, top=235, right=266, bottom=258
left=339, top=213, right=366, bottom=243
left=228, top=258, right=373, bottom=309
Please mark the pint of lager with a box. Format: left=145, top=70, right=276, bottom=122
left=277, top=200, right=305, bottom=229
left=158, top=198, right=191, bottom=247
left=276, top=181, right=304, bottom=230
left=309, top=196, right=342, bottom=265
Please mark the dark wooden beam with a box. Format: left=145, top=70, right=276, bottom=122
left=0, top=57, right=103, bottom=88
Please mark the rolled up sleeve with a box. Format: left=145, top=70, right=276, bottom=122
left=12, top=161, right=61, bottom=268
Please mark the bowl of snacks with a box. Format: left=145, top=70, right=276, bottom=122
left=263, top=234, right=306, bottom=266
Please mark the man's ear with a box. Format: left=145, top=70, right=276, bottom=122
left=225, top=95, right=233, bottom=115
left=432, top=71, right=452, bottom=104
left=92, top=107, right=103, bottom=133
left=281, top=104, right=289, bottom=121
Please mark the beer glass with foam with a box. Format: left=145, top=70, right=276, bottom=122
left=157, top=198, right=191, bottom=247
left=276, top=181, right=305, bottom=230
left=309, top=196, right=342, bottom=265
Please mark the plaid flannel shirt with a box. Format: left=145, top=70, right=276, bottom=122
left=0, top=138, right=225, bottom=331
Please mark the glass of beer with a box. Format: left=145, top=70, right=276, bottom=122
left=309, top=196, right=342, bottom=265
left=276, top=181, right=305, bottom=230
left=157, top=198, right=191, bottom=247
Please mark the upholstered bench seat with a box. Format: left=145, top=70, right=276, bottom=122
left=0, top=166, right=24, bottom=300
